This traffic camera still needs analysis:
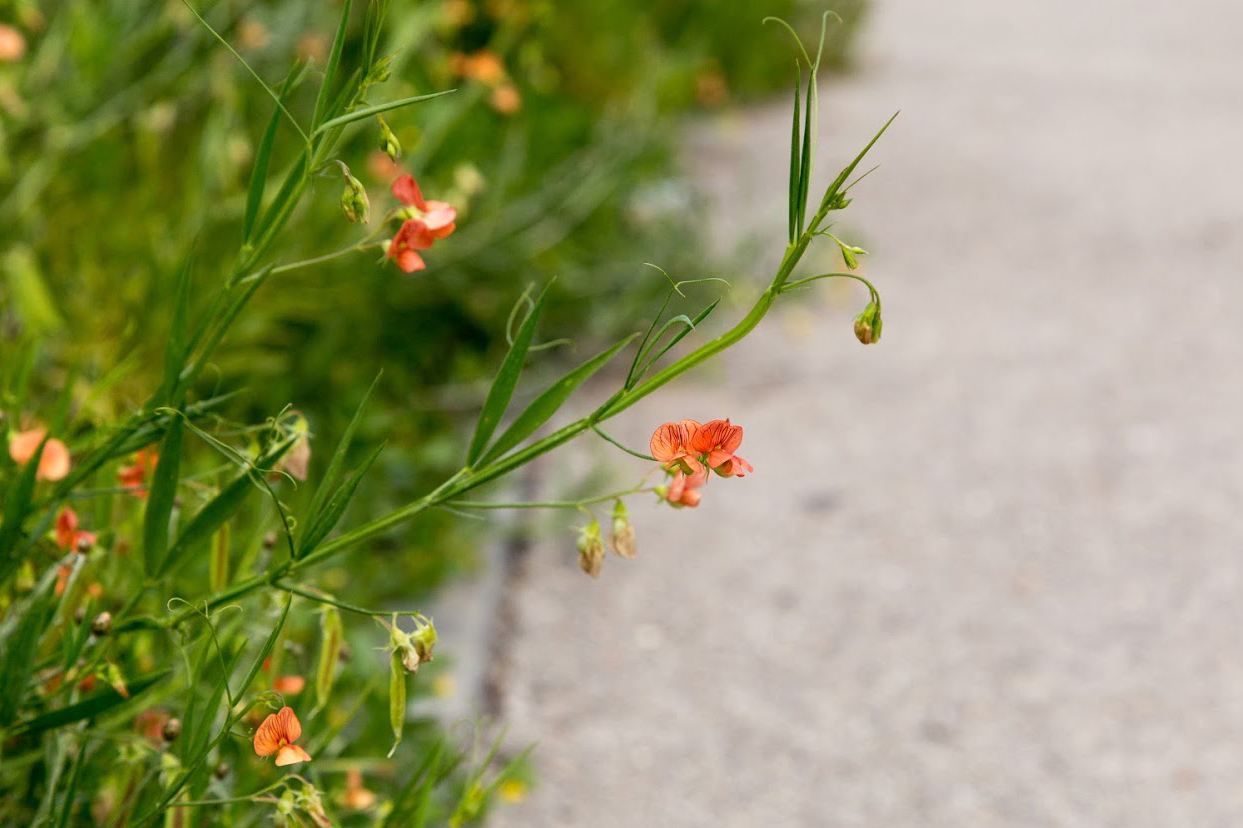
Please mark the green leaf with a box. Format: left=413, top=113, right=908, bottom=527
left=479, top=335, right=638, bottom=466
left=158, top=472, right=252, bottom=578
left=633, top=299, right=722, bottom=381
left=0, top=434, right=47, bottom=583
left=467, top=285, right=550, bottom=465
left=313, top=0, right=352, bottom=129
left=818, top=111, right=899, bottom=216
left=234, top=592, right=292, bottom=701
left=0, top=562, right=58, bottom=726
left=796, top=70, right=815, bottom=236
left=312, top=89, right=456, bottom=137
left=304, top=372, right=380, bottom=541
left=788, top=68, right=800, bottom=244
left=162, top=252, right=194, bottom=405
left=7, top=670, right=169, bottom=738
left=297, top=442, right=384, bottom=558
left=143, top=413, right=184, bottom=576
left=244, top=65, right=303, bottom=243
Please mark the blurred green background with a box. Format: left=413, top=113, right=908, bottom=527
left=0, top=0, right=864, bottom=592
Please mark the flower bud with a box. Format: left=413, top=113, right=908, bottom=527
left=161, top=717, right=182, bottom=742
left=91, top=611, right=112, bottom=637
left=263, top=532, right=278, bottom=550
left=853, top=299, right=883, bottom=345
left=377, top=115, right=400, bottom=162
left=577, top=519, right=605, bottom=578
left=609, top=500, right=636, bottom=559
left=340, top=170, right=370, bottom=224
left=214, top=762, right=230, bottom=779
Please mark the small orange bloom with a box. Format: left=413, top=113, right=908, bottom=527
left=253, top=706, right=311, bottom=766
left=273, top=675, right=306, bottom=695
left=387, top=174, right=457, bottom=273
left=55, top=507, right=97, bottom=552
left=649, top=419, right=703, bottom=476
left=342, top=768, right=377, bottom=810
left=0, top=24, right=25, bottom=62
left=665, top=468, right=706, bottom=508
left=9, top=427, right=71, bottom=481
left=117, top=447, right=158, bottom=497
left=688, top=419, right=752, bottom=477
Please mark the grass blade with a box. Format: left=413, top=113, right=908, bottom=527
left=788, top=68, right=800, bottom=243
left=817, top=111, right=899, bottom=216
left=143, top=413, right=184, bottom=577
left=234, top=592, right=292, bottom=701
left=466, top=285, right=550, bottom=466
left=297, top=442, right=384, bottom=558
left=313, top=0, right=352, bottom=129
left=303, top=372, right=380, bottom=540
left=479, top=334, right=638, bottom=466
left=161, top=251, right=194, bottom=405
left=244, top=66, right=303, bottom=243
left=0, top=561, right=58, bottom=726
left=8, top=670, right=169, bottom=738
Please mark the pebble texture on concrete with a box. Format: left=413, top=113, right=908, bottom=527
left=492, top=1, right=1243, bottom=826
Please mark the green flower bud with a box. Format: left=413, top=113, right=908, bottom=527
left=609, top=500, right=636, bottom=559
left=340, top=170, right=370, bottom=224
left=853, top=299, right=883, bottom=345
left=577, top=519, right=605, bottom=578
left=377, top=114, right=400, bottom=162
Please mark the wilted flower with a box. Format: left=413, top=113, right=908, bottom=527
left=9, top=427, right=70, bottom=481
left=390, top=614, right=437, bottom=673
left=278, top=414, right=311, bottom=481
left=55, top=507, right=96, bottom=552
left=577, top=519, right=605, bottom=577
left=253, top=706, right=312, bottom=766
left=609, top=500, right=636, bottom=559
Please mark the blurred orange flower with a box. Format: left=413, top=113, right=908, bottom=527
left=342, top=768, right=377, bottom=810
left=117, top=447, right=158, bottom=497
left=0, top=24, right=25, bottom=62
left=253, top=706, right=311, bottom=766
left=55, top=507, right=96, bottom=551
left=9, top=427, right=70, bottom=481
left=273, top=675, right=306, bottom=695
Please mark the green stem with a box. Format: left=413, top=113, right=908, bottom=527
left=449, top=486, right=651, bottom=511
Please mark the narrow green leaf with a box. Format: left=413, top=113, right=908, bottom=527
left=297, top=442, right=384, bottom=558
left=818, top=111, right=899, bottom=215
left=0, top=562, right=58, bottom=725
left=304, top=372, right=380, bottom=541
left=0, top=434, right=47, bottom=582
left=788, top=68, right=800, bottom=244
left=159, top=473, right=251, bottom=578
left=467, top=286, right=550, bottom=465
left=8, top=670, right=169, bottom=738
left=162, top=252, right=194, bottom=405
left=312, top=89, right=456, bottom=137
left=479, top=335, right=638, bottom=466
left=234, top=593, right=292, bottom=701
left=796, top=70, right=815, bottom=236
left=313, top=0, right=352, bottom=129
left=244, top=66, right=302, bottom=243
left=54, top=739, right=88, bottom=828
left=637, top=299, right=721, bottom=376
left=143, top=414, right=184, bottom=576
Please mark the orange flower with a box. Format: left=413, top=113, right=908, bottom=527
left=117, top=447, right=158, bottom=497
left=649, top=419, right=704, bottom=476
left=387, top=174, right=457, bottom=273
left=9, top=427, right=70, bottom=481
left=342, top=768, right=377, bottom=810
left=664, top=468, right=706, bottom=508
left=688, top=419, right=752, bottom=477
left=0, top=24, right=25, bottom=62
left=273, top=675, right=306, bottom=695
left=253, top=706, right=311, bottom=766
left=55, top=507, right=97, bottom=552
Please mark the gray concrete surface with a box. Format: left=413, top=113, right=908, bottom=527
left=491, top=1, right=1243, bottom=826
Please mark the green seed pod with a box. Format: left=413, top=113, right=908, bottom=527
left=609, top=500, right=636, bottom=559
left=387, top=649, right=406, bottom=758
left=377, top=115, right=400, bottom=162
left=210, top=524, right=229, bottom=593
left=315, top=606, right=343, bottom=707
left=853, top=299, right=883, bottom=345
left=340, top=171, right=371, bottom=224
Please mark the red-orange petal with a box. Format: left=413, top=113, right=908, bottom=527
left=391, top=174, right=426, bottom=209
left=56, top=508, right=79, bottom=550
left=649, top=422, right=687, bottom=463
left=39, top=438, right=71, bottom=481
left=275, top=744, right=312, bottom=766
left=689, top=419, right=739, bottom=455
left=253, top=713, right=281, bottom=756
left=274, top=675, right=306, bottom=695
left=275, top=705, right=302, bottom=742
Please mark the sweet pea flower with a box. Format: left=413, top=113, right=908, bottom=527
left=273, top=675, right=306, bottom=695
left=386, top=174, right=458, bottom=273
left=55, top=507, right=96, bottom=552
left=117, top=447, right=158, bottom=497
left=664, top=468, right=706, bottom=508
left=9, top=427, right=70, bottom=481
left=689, top=419, right=752, bottom=477
left=253, top=706, right=312, bottom=766
left=0, top=25, right=25, bottom=62
left=649, top=419, right=704, bottom=476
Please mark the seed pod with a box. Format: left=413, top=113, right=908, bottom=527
left=340, top=170, right=371, bottom=224
left=387, top=649, right=405, bottom=758
left=577, top=519, right=605, bottom=578
left=377, top=115, right=401, bottom=162
left=161, top=717, right=182, bottom=742
left=210, top=524, right=229, bottom=593
left=315, top=607, right=343, bottom=707
left=853, top=299, right=883, bottom=345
